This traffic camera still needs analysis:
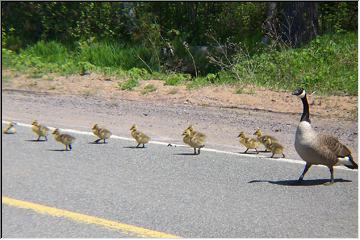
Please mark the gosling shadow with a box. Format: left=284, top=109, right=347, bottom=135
left=47, top=149, right=69, bottom=152
left=123, top=146, right=146, bottom=149
left=174, top=152, right=198, bottom=156
left=238, top=151, right=259, bottom=155
left=25, top=139, right=47, bottom=142
left=88, top=141, right=107, bottom=144
left=248, top=178, right=352, bottom=186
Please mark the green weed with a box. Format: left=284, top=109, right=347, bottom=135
left=119, top=78, right=139, bottom=91
left=142, top=84, right=157, bottom=94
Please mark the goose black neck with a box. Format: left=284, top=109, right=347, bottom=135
left=300, top=94, right=311, bottom=123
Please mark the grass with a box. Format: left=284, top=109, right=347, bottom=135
left=2, top=32, right=357, bottom=96
left=142, top=84, right=157, bottom=95
left=2, top=75, right=11, bottom=83
left=119, top=78, right=139, bottom=91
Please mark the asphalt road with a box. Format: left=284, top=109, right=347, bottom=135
left=2, top=123, right=358, bottom=238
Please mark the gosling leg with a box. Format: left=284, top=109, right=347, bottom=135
left=298, top=163, right=312, bottom=182
left=244, top=148, right=249, bottom=153
left=45, top=135, right=48, bottom=141
left=136, top=143, right=141, bottom=148
left=142, top=144, right=145, bottom=148
left=94, top=139, right=101, bottom=144
left=194, top=148, right=197, bottom=155
left=104, top=139, right=107, bottom=144
left=270, top=153, right=275, bottom=158
left=69, top=144, right=72, bottom=150
left=37, top=136, right=40, bottom=141
left=282, top=153, right=286, bottom=158
left=255, top=148, right=259, bottom=154
left=198, top=148, right=201, bottom=155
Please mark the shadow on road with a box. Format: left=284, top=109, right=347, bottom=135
left=88, top=141, right=107, bottom=144
left=25, top=139, right=47, bottom=142
left=47, top=149, right=69, bottom=152
left=173, top=153, right=198, bottom=156
left=248, top=178, right=352, bottom=186
left=123, top=146, right=146, bottom=149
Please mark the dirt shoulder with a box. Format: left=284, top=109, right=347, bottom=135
left=2, top=69, right=358, bottom=121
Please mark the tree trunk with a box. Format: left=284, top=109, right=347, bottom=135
left=280, top=2, right=318, bottom=47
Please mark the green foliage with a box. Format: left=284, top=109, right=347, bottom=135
left=231, top=33, right=357, bottom=95
left=142, top=84, right=157, bottom=94
left=164, top=73, right=191, bottom=86
left=119, top=78, right=139, bottom=91
left=127, top=67, right=150, bottom=80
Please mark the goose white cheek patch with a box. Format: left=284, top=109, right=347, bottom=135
left=297, top=91, right=306, bottom=98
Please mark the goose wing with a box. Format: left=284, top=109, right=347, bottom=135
left=317, top=134, right=351, bottom=157
left=137, top=131, right=150, bottom=143
left=99, top=128, right=112, bottom=138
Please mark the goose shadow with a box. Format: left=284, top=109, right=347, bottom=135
left=248, top=179, right=352, bottom=186
left=25, top=139, right=47, bottom=142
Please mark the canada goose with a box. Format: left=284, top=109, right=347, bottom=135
left=92, top=124, right=112, bottom=143
left=3, top=121, right=17, bottom=134
left=182, top=128, right=206, bottom=155
left=52, top=128, right=75, bottom=151
left=130, top=124, right=150, bottom=148
left=264, top=138, right=285, bottom=158
left=293, top=88, right=357, bottom=184
left=237, top=132, right=260, bottom=154
left=253, top=129, right=278, bottom=152
left=31, top=120, right=50, bottom=141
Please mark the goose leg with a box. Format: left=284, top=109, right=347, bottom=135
left=298, top=163, right=312, bottom=181
left=329, top=167, right=335, bottom=184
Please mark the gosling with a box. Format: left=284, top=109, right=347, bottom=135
left=31, top=120, right=50, bottom=141
left=182, top=128, right=206, bottom=155
left=238, top=132, right=260, bottom=154
left=264, top=138, right=285, bottom=158
left=253, top=129, right=278, bottom=152
left=92, top=124, right=112, bottom=144
left=52, top=128, right=76, bottom=151
left=3, top=121, right=17, bottom=134
left=130, top=124, right=150, bottom=148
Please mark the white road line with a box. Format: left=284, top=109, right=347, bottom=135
left=2, top=120, right=356, bottom=172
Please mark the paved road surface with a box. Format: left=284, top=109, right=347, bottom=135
left=2, top=123, right=358, bottom=238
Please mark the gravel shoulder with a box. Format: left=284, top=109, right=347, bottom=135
left=2, top=89, right=358, bottom=161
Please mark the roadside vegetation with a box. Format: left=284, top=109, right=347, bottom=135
left=2, top=2, right=357, bottom=95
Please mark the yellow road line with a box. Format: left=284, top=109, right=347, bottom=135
left=3, top=196, right=180, bottom=238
